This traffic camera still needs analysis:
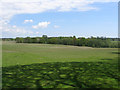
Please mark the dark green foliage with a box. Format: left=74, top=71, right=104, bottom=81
left=15, top=36, right=119, bottom=48
left=2, top=62, right=119, bottom=89
left=15, top=37, right=24, bottom=43
left=42, top=35, right=48, bottom=44
left=2, top=38, right=15, bottom=41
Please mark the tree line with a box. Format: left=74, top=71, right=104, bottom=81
left=15, top=35, right=119, bottom=48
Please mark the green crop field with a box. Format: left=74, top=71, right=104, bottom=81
left=2, top=41, right=120, bottom=88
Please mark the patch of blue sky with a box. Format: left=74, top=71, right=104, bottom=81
left=9, top=2, right=118, bottom=38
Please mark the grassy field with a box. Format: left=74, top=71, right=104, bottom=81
left=2, top=41, right=119, bottom=88
left=2, top=41, right=118, bottom=67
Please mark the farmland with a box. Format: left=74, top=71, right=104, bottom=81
left=2, top=41, right=119, bottom=88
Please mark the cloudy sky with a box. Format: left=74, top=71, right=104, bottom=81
left=0, top=0, right=119, bottom=38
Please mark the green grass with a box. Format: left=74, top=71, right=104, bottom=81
left=2, top=62, right=120, bottom=88
left=2, top=41, right=118, bottom=67
left=2, top=41, right=119, bottom=88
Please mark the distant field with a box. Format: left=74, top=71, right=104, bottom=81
left=2, top=41, right=119, bottom=88
left=2, top=41, right=118, bottom=67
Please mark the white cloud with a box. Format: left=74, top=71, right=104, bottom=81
left=0, top=0, right=118, bottom=37
left=36, top=32, right=40, bottom=34
left=12, top=25, right=16, bottom=28
left=1, top=20, right=34, bottom=37
left=32, top=22, right=51, bottom=29
left=0, top=0, right=119, bottom=20
left=54, top=25, right=60, bottom=28
left=24, top=19, right=33, bottom=23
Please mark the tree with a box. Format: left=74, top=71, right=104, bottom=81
left=15, top=36, right=119, bottom=48
left=24, top=37, right=32, bottom=43
left=16, top=37, right=24, bottom=43
left=73, top=36, right=76, bottom=46
left=42, top=35, right=48, bottom=44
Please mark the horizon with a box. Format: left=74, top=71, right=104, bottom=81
left=1, top=0, right=119, bottom=38
left=1, top=35, right=119, bottom=39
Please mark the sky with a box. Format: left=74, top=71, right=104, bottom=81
left=0, top=0, right=119, bottom=38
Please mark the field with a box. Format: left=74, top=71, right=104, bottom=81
left=2, top=41, right=119, bottom=88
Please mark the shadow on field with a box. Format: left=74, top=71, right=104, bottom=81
left=101, top=58, right=113, bottom=60
left=2, top=62, right=119, bottom=89
left=111, top=52, right=120, bottom=54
